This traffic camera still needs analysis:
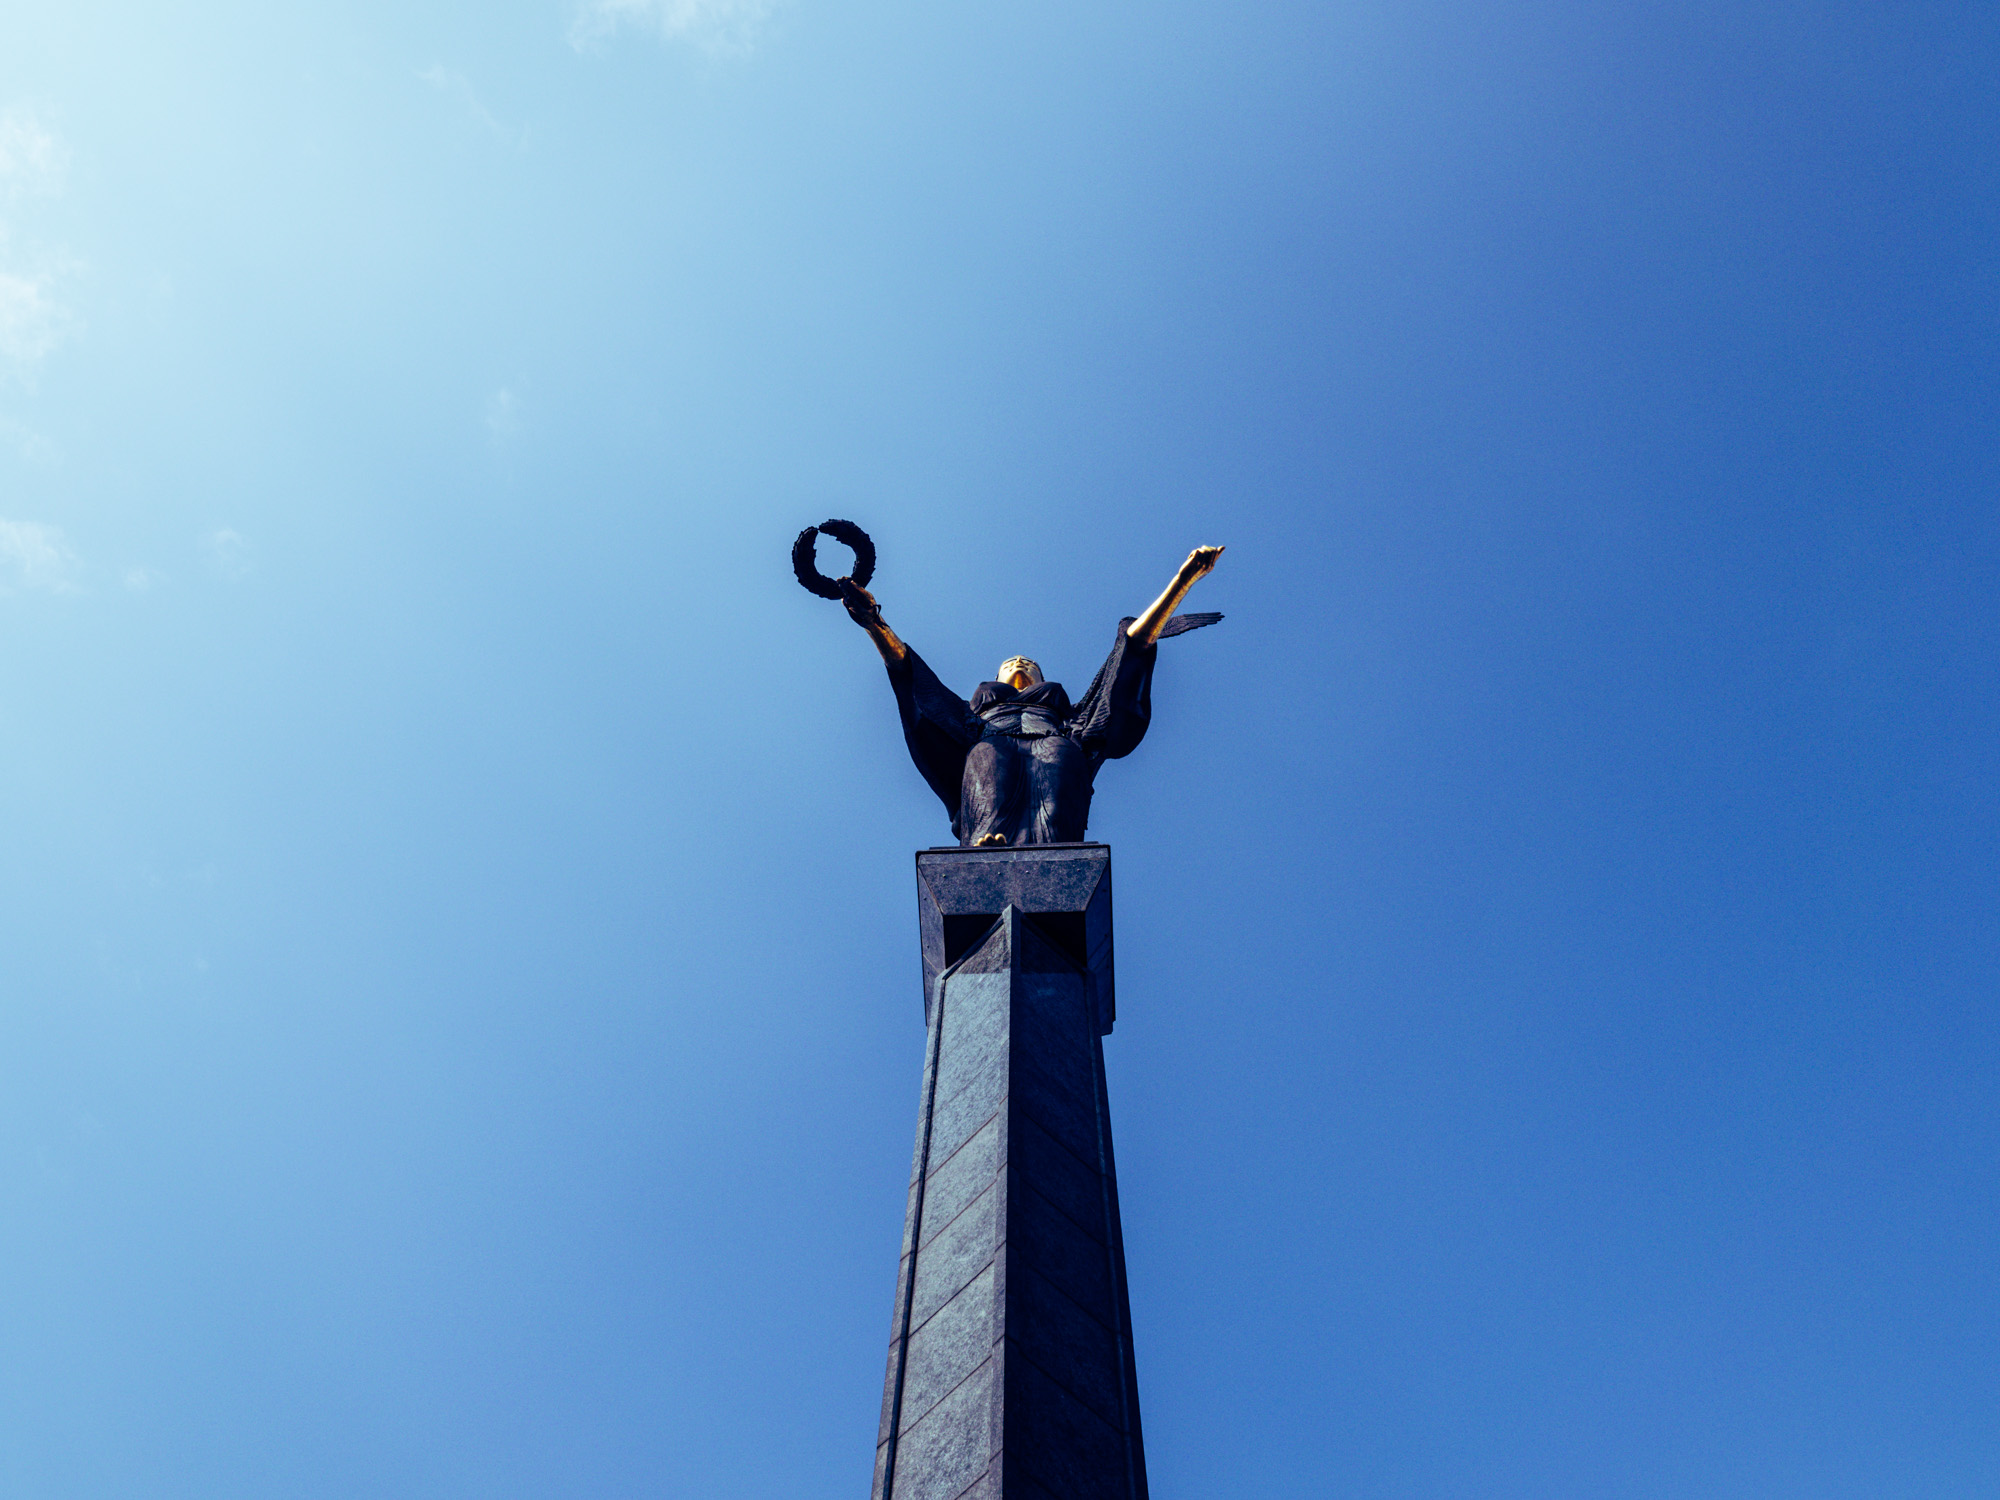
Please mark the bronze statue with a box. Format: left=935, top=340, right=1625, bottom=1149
left=796, top=523, right=1224, bottom=846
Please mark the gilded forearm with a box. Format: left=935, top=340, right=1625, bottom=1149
left=870, top=620, right=909, bottom=665
left=1127, top=574, right=1198, bottom=647
left=1127, top=545, right=1225, bottom=647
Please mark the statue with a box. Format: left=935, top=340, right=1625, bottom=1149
left=795, top=521, right=1224, bottom=846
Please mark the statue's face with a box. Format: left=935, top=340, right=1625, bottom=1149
left=998, top=656, right=1043, bottom=691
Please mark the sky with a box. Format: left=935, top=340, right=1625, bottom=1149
left=1, top=1, right=1996, bottom=1496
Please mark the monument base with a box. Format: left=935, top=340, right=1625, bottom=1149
left=873, top=845, right=1147, bottom=1500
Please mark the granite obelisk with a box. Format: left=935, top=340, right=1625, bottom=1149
left=872, top=844, right=1147, bottom=1500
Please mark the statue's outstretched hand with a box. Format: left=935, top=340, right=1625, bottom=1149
left=839, top=578, right=909, bottom=664
left=1183, top=544, right=1224, bottom=581
left=838, top=578, right=885, bottom=629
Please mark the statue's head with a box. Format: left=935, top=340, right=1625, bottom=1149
left=998, top=656, right=1044, bottom=691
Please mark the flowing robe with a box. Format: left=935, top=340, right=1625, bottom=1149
left=884, top=614, right=1217, bottom=847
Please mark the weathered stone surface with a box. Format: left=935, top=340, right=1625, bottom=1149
left=919, top=1116, right=1002, bottom=1250
left=893, top=1357, right=996, bottom=1500
left=875, top=848, right=1146, bottom=1500
left=900, top=1263, right=998, bottom=1430
left=909, top=1183, right=1000, bottom=1330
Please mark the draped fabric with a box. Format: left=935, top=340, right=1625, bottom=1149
left=883, top=613, right=1218, bottom=846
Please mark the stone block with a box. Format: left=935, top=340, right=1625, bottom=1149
left=892, top=1355, right=996, bottom=1500
left=919, top=1114, right=1002, bottom=1250
left=899, top=1264, right=998, bottom=1431
left=934, top=973, right=1010, bottom=1106
left=1002, top=1352, right=1129, bottom=1500
left=909, top=1181, right=1000, bottom=1332
left=927, top=1072, right=1005, bottom=1172
left=1007, top=1111, right=1104, bottom=1244
left=1006, top=1263, right=1124, bottom=1428
left=1008, top=1178, right=1113, bottom=1317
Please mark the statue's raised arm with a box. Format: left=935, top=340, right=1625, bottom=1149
left=796, top=522, right=1224, bottom=847
left=1127, top=544, right=1225, bottom=647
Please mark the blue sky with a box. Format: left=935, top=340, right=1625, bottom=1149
left=2, top=1, right=1996, bottom=1495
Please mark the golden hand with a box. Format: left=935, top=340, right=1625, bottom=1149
left=838, top=578, right=909, bottom=664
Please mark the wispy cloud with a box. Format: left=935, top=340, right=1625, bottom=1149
left=418, top=66, right=514, bottom=142
left=0, top=108, right=73, bottom=379
left=204, top=527, right=254, bottom=579
left=569, top=0, right=774, bottom=55
left=0, top=110, right=67, bottom=194
left=0, top=518, right=78, bottom=592
left=485, top=386, right=520, bottom=439
left=0, top=410, right=56, bottom=464
left=0, top=266, right=67, bottom=366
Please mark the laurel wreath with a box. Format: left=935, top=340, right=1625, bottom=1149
left=791, top=519, right=877, bottom=601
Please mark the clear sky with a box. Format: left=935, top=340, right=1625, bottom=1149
left=2, top=2, right=1995, bottom=1496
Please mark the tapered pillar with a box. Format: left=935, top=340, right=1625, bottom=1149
left=873, top=845, right=1147, bottom=1500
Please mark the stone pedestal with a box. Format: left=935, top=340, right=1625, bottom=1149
left=872, top=845, right=1148, bottom=1500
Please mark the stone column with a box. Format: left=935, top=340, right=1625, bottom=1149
left=872, top=845, right=1148, bottom=1500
